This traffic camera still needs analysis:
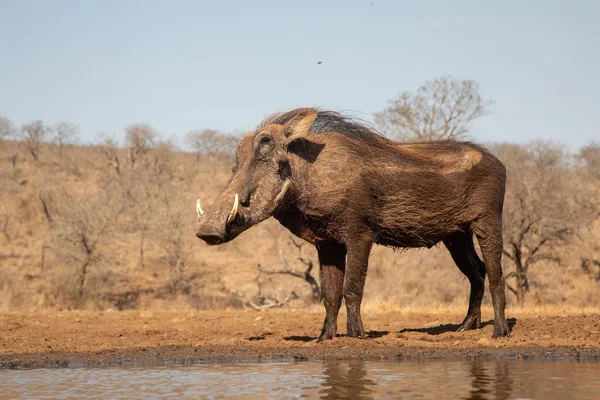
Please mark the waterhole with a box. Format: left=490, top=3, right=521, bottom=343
left=2, top=360, right=599, bottom=399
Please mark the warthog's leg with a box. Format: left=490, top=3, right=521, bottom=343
left=316, top=242, right=346, bottom=342
left=343, top=233, right=373, bottom=338
left=443, top=230, right=486, bottom=331
left=475, top=218, right=511, bottom=338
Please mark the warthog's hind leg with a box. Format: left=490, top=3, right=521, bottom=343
left=475, top=218, right=511, bottom=338
left=443, top=230, right=486, bottom=332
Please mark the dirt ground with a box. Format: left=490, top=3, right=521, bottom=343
left=1, top=308, right=599, bottom=368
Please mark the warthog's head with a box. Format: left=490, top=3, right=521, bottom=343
left=195, top=109, right=316, bottom=245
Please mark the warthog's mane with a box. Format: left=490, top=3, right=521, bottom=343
left=259, top=108, right=391, bottom=146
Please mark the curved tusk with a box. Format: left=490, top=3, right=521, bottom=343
left=274, top=179, right=291, bottom=206
left=196, top=199, right=204, bottom=218
left=227, top=193, right=239, bottom=224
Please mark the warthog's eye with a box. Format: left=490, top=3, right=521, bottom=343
left=255, top=133, right=274, bottom=160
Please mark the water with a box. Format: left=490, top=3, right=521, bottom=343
left=2, top=360, right=599, bottom=399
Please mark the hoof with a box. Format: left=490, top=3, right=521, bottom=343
left=346, top=328, right=366, bottom=339
left=317, top=333, right=334, bottom=343
left=492, top=321, right=511, bottom=338
left=317, top=325, right=337, bottom=343
left=456, top=314, right=481, bottom=332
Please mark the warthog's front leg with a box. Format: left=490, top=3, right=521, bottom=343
left=316, top=242, right=346, bottom=342
left=343, top=232, right=374, bottom=338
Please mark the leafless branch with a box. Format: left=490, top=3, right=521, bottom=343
left=39, top=192, right=53, bottom=224
left=524, top=253, right=560, bottom=269
left=247, top=291, right=299, bottom=310
left=581, top=258, right=600, bottom=281
left=0, top=215, right=10, bottom=242
left=257, top=236, right=320, bottom=300
left=505, top=282, right=518, bottom=296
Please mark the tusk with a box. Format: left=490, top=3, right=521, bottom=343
left=196, top=199, right=204, bottom=218
left=274, top=179, right=291, bottom=206
left=227, top=193, right=239, bottom=224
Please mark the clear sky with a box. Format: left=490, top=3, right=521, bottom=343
left=0, top=0, right=598, bottom=149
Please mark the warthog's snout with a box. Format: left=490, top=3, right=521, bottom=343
left=196, top=224, right=225, bottom=245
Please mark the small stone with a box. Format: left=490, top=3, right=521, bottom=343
left=542, top=334, right=552, bottom=339
left=453, top=340, right=460, bottom=346
left=293, top=353, right=308, bottom=361
left=477, top=338, right=490, bottom=346
left=254, top=316, right=263, bottom=322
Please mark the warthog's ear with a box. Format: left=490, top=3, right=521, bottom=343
left=283, top=109, right=318, bottom=142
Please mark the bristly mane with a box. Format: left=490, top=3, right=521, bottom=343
left=258, top=108, right=489, bottom=158
left=259, top=108, right=391, bottom=145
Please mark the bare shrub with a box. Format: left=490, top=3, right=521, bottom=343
left=577, top=142, right=600, bottom=180
left=125, top=123, right=156, bottom=168
left=374, top=76, right=492, bottom=141
left=52, top=121, right=79, bottom=154
left=156, top=192, right=194, bottom=293
left=185, top=129, right=237, bottom=158
left=19, top=120, right=49, bottom=162
left=0, top=115, right=15, bottom=141
left=120, top=140, right=176, bottom=269
left=0, top=116, right=18, bottom=168
left=95, top=134, right=124, bottom=175
left=50, top=186, right=124, bottom=307
left=257, top=236, right=320, bottom=301
left=494, top=141, right=597, bottom=307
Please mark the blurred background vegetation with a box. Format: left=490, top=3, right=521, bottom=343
left=1, top=76, right=599, bottom=312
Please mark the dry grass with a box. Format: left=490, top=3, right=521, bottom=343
left=0, top=140, right=599, bottom=313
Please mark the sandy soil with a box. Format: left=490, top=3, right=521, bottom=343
left=1, top=309, right=599, bottom=368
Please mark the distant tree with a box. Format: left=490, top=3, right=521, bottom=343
left=185, top=129, right=237, bottom=158
left=156, top=191, right=192, bottom=292
left=52, top=121, right=79, bottom=153
left=577, top=142, right=600, bottom=179
left=0, top=115, right=15, bottom=140
left=19, top=120, right=49, bottom=162
left=146, top=140, right=177, bottom=182
left=96, top=134, right=123, bottom=175
left=121, top=139, right=175, bottom=269
left=374, top=76, right=492, bottom=141
left=125, top=123, right=156, bottom=167
left=0, top=116, right=18, bottom=168
left=494, top=141, right=597, bottom=307
left=51, top=188, right=123, bottom=303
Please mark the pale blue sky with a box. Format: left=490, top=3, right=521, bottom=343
left=0, top=0, right=598, bottom=148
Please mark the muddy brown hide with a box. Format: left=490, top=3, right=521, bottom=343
left=196, top=108, right=510, bottom=341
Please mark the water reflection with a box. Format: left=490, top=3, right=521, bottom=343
left=1, top=359, right=599, bottom=399
left=320, top=360, right=376, bottom=399
left=467, top=361, right=513, bottom=400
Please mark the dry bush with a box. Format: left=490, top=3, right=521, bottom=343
left=48, top=184, right=124, bottom=308
left=96, top=134, right=124, bottom=175
left=374, top=76, right=492, bottom=141
left=119, top=140, right=176, bottom=269
left=185, top=129, right=237, bottom=157
left=155, top=188, right=197, bottom=294
left=125, top=123, right=156, bottom=168
left=52, top=121, right=79, bottom=157
left=1, top=99, right=599, bottom=313
left=18, top=120, right=50, bottom=162
left=492, top=141, right=599, bottom=307
left=0, top=116, right=18, bottom=169
left=0, top=115, right=16, bottom=141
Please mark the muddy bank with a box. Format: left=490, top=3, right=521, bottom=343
left=1, top=310, right=599, bottom=368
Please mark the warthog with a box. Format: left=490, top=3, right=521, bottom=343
left=196, top=108, right=511, bottom=341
